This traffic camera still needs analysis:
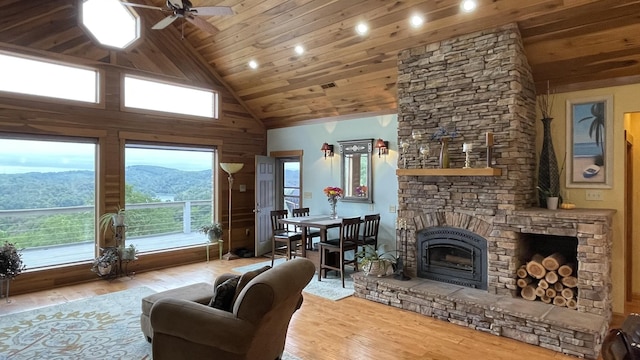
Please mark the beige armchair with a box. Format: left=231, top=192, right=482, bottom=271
left=149, top=258, right=315, bottom=360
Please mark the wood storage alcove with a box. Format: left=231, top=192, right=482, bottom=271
left=517, top=234, right=578, bottom=309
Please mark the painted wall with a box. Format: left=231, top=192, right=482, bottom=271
left=267, top=114, right=399, bottom=249
left=538, top=83, right=640, bottom=313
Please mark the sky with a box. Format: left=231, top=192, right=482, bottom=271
left=0, top=139, right=213, bottom=174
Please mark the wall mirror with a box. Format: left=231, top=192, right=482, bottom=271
left=338, top=139, right=373, bottom=203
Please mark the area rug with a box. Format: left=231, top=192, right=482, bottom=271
left=233, top=259, right=355, bottom=301
left=0, top=287, right=301, bottom=360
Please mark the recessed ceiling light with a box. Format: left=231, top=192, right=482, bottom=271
left=294, top=45, right=304, bottom=55
left=355, top=22, right=369, bottom=35
left=248, top=60, right=258, bottom=69
left=460, top=0, right=477, bottom=13
left=409, top=14, right=424, bottom=28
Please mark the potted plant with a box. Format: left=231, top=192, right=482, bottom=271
left=536, top=185, right=560, bottom=210
left=199, top=223, right=223, bottom=242
left=121, top=244, right=138, bottom=261
left=91, top=247, right=118, bottom=276
left=0, top=242, right=26, bottom=280
left=98, top=206, right=126, bottom=236
left=356, top=245, right=397, bottom=277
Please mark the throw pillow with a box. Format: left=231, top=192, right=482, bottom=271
left=209, top=275, right=240, bottom=312
left=233, top=265, right=271, bottom=302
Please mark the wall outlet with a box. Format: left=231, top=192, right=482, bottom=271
left=239, top=184, right=247, bottom=192
left=585, top=190, right=603, bottom=201
left=389, top=205, right=396, bottom=213
left=245, top=228, right=251, bottom=236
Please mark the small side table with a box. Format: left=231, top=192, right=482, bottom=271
left=206, top=240, right=225, bottom=262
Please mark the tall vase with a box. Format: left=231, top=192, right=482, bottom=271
left=439, top=138, right=450, bottom=169
left=329, top=198, right=338, bottom=219
left=538, top=117, right=560, bottom=207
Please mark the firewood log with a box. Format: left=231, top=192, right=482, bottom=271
left=517, top=277, right=532, bottom=288
left=558, top=263, right=575, bottom=277
left=561, top=288, right=575, bottom=299
left=526, top=254, right=546, bottom=279
left=553, top=282, right=564, bottom=292
left=541, top=295, right=552, bottom=304
left=516, top=265, right=528, bottom=279
left=566, top=298, right=578, bottom=310
left=521, top=285, right=537, bottom=301
left=545, top=288, right=556, bottom=298
left=544, top=270, right=558, bottom=284
left=542, top=252, right=566, bottom=271
left=538, top=279, right=549, bottom=289
left=535, top=286, right=545, bottom=297
left=553, top=296, right=567, bottom=307
left=561, top=276, right=578, bottom=288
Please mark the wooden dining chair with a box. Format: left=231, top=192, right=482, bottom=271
left=270, top=210, right=303, bottom=266
left=291, top=207, right=321, bottom=250
left=360, top=213, right=381, bottom=250
left=318, top=216, right=361, bottom=288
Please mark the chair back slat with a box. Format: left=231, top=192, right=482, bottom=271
left=291, top=208, right=310, bottom=217
left=360, top=214, right=380, bottom=248
left=340, top=217, right=361, bottom=244
left=270, top=210, right=289, bottom=234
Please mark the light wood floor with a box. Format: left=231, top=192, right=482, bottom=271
left=0, top=256, right=632, bottom=360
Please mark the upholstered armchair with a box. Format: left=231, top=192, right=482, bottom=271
left=149, top=258, right=315, bottom=360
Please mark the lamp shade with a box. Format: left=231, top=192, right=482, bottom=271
left=375, top=138, right=386, bottom=149
left=220, top=163, right=244, bottom=174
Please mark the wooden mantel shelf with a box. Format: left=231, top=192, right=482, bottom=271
left=396, top=168, right=502, bottom=177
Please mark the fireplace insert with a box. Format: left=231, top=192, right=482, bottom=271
left=417, top=226, right=487, bottom=290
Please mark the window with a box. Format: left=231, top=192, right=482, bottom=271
left=81, top=0, right=140, bottom=49
left=124, top=76, right=218, bottom=118
left=0, top=138, right=97, bottom=269
left=124, top=144, right=216, bottom=253
left=0, top=53, right=99, bottom=103
left=281, top=159, right=300, bottom=212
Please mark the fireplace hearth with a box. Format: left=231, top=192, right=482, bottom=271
left=417, top=226, right=487, bottom=290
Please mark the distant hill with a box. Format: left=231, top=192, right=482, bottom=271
left=0, top=165, right=212, bottom=210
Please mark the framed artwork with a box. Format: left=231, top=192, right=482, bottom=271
left=565, top=95, right=613, bottom=188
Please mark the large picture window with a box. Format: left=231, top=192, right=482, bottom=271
left=124, top=144, right=216, bottom=253
left=0, top=137, right=97, bottom=269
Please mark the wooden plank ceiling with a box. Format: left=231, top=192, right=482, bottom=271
left=3, top=0, right=640, bottom=129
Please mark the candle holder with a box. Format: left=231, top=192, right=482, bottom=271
left=463, top=149, right=472, bottom=168
left=400, top=139, right=411, bottom=168
left=419, top=145, right=429, bottom=168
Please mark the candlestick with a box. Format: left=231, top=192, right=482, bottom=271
left=486, top=132, right=494, bottom=168
left=486, top=132, right=494, bottom=146
left=463, top=143, right=472, bottom=153
left=464, top=147, right=471, bottom=169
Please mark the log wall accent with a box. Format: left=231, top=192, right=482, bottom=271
left=0, top=2, right=264, bottom=295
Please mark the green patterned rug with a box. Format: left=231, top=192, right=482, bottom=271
left=0, top=287, right=300, bottom=359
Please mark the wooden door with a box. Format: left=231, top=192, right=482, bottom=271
left=255, top=155, right=275, bottom=256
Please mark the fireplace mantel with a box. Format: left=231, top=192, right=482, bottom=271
left=396, top=168, right=502, bottom=176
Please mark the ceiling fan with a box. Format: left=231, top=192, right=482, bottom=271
left=121, top=0, right=233, bottom=35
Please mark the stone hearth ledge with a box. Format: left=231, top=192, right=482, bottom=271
left=353, top=274, right=607, bottom=359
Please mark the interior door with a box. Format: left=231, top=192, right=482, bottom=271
left=255, top=155, right=276, bottom=256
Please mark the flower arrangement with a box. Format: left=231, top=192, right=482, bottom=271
left=355, top=185, right=368, bottom=197
left=431, top=125, right=459, bottom=142
left=323, top=186, right=343, bottom=201
left=0, top=242, right=26, bottom=279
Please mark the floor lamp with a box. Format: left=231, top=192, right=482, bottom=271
left=220, top=162, right=244, bottom=261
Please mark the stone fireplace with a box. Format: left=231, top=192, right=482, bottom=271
left=352, top=23, right=614, bottom=359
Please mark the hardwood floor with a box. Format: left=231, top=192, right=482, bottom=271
left=0, top=257, right=625, bottom=360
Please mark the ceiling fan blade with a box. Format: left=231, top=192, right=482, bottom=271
left=119, top=2, right=164, bottom=11
left=152, top=15, right=179, bottom=30
left=186, top=15, right=219, bottom=35
left=191, top=6, right=234, bottom=16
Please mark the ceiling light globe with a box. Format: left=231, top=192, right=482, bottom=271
left=355, top=22, right=368, bottom=35
left=409, top=15, right=424, bottom=28
left=460, top=0, right=477, bottom=12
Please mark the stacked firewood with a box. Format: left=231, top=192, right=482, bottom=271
left=517, top=252, right=578, bottom=310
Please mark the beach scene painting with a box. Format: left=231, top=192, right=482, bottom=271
left=566, top=95, right=613, bottom=188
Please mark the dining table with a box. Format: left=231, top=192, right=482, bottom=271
left=277, top=215, right=347, bottom=258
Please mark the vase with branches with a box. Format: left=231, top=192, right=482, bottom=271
left=537, top=82, right=560, bottom=208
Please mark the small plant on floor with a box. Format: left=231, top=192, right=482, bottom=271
left=199, top=223, right=224, bottom=242
left=356, top=246, right=396, bottom=277
left=0, top=241, right=26, bottom=279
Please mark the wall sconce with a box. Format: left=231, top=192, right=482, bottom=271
left=321, top=142, right=334, bottom=158
left=375, top=138, right=388, bottom=157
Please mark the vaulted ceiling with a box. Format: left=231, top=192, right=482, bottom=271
left=2, top=0, right=640, bottom=129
